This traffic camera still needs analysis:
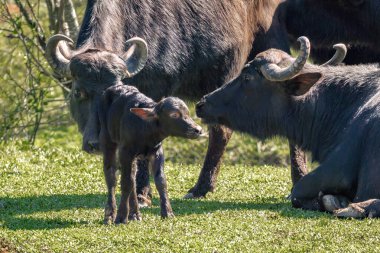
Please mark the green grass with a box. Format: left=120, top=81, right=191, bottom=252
left=1, top=126, right=380, bottom=252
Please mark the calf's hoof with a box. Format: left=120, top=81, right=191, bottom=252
left=128, top=213, right=142, bottom=221
left=104, top=215, right=116, bottom=225
left=115, top=215, right=128, bottom=224
left=138, top=194, right=152, bottom=208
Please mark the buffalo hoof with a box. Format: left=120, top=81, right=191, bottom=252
left=322, top=195, right=347, bottom=212
left=138, top=194, right=152, bottom=208
left=183, top=192, right=205, bottom=199
left=161, top=211, right=175, bottom=219
left=103, top=206, right=116, bottom=225
left=334, top=203, right=366, bottom=219
left=334, top=199, right=380, bottom=219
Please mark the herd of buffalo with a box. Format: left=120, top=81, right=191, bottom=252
left=45, top=0, right=380, bottom=223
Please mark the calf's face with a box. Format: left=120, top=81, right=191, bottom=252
left=131, top=98, right=203, bottom=139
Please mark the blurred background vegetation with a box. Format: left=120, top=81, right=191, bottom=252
left=0, top=0, right=290, bottom=166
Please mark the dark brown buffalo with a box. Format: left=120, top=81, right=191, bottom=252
left=46, top=0, right=309, bottom=203
left=196, top=37, right=380, bottom=218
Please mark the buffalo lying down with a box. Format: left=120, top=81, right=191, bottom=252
left=196, top=37, right=380, bottom=218
left=98, top=85, right=202, bottom=223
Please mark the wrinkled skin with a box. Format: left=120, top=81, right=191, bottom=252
left=196, top=46, right=380, bottom=218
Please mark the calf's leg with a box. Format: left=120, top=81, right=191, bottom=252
left=136, top=158, right=152, bottom=207
left=102, top=141, right=118, bottom=225
left=185, top=125, right=233, bottom=198
left=150, top=146, right=174, bottom=218
left=115, top=150, right=140, bottom=224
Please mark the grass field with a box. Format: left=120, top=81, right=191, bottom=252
left=1, top=125, right=380, bottom=253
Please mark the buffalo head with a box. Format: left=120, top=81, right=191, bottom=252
left=196, top=37, right=344, bottom=138
left=45, top=35, right=148, bottom=153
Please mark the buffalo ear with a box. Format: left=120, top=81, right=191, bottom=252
left=130, top=108, right=158, bottom=121
left=284, top=72, right=322, bottom=96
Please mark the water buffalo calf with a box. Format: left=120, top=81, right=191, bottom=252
left=196, top=37, right=380, bottom=218
left=98, top=85, right=202, bottom=224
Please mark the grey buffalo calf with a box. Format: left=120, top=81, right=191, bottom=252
left=196, top=36, right=380, bottom=218
left=98, top=85, right=202, bottom=224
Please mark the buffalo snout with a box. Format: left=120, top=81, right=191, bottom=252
left=187, top=124, right=204, bottom=139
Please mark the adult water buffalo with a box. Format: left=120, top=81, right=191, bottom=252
left=46, top=0, right=310, bottom=202
left=280, top=0, right=380, bottom=64
left=196, top=37, right=380, bottom=218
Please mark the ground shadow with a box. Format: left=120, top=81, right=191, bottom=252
left=0, top=193, right=328, bottom=230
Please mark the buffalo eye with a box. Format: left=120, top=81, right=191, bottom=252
left=73, top=89, right=87, bottom=100
left=169, top=111, right=180, bottom=119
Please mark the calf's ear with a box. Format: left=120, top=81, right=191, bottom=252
left=130, top=108, right=158, bottom=121
left=284, top=72, right=322, bottom=96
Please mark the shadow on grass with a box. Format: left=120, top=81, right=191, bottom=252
left=0, top=193, right=326, bottom=230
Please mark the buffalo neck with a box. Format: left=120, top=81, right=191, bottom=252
left=284, top=65, right=380, bottom=162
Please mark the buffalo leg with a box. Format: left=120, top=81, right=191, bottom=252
left=136, top=157, right=152, bottom=207
left=337, top=150, right=380, bottom=218
left=334, top=199, right=380, bottom=218
left=291, top=158, right=355, bottom=212
left=102, top=142, right=118, bottom=225
left=150, top=146, right=174, bottom=218
left=289, top=141, right=308, bottom=185
left=115, top=150, right=140, bottom=224
left=185, top=125, right=233, bottom=198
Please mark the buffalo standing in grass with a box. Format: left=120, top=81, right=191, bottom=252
left=196, top=37, right=380, bottom=218
left=46, top=0, right=309, bottom=203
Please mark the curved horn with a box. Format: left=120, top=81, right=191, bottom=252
left=45, top=34, right=75, bottom=78
left=321, top=43, right=347, bottom=66
left=122, top=37, right=148, bottom=78
left=260, top=36, right=311, bottom=82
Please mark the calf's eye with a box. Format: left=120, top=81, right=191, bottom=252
left=169, top=112, right=180, bottom=119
